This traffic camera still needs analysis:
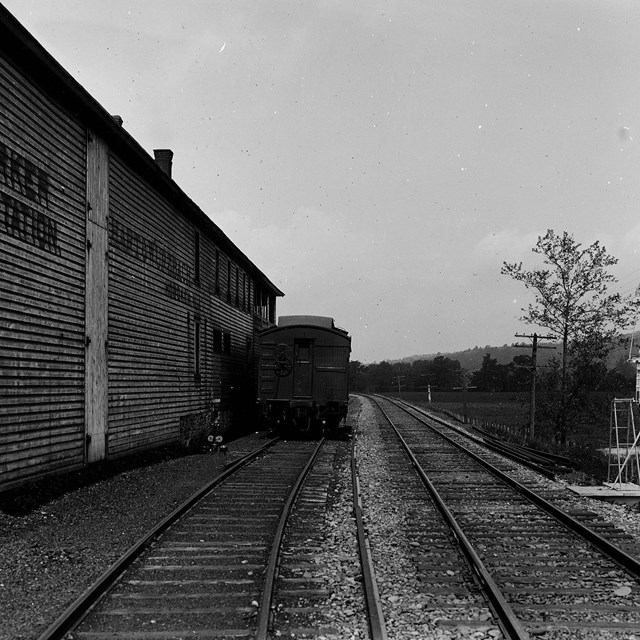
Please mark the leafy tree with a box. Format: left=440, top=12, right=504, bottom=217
left=430, top=355, right=463, bottom=389
left=506, top=354, right=534, bottom=392
left=502, top=229, right=633, bottom=443
left=370, top=361, right=394, bottom=392
left=348, top=360, right=367, bottom=392
left=410, top=359, right=433, bottom=391
left=471, top=353, right=509, bottom=392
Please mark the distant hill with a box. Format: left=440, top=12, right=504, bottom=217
left=393, top=336, right=634, bottom=373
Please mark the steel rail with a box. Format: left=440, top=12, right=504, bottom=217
left=472, top=424, right=573, bottom=465
left=472, top=438, right=558, bottom=476
left=384, top=395, right=640, bottom=582
left=371, top=397, right=530, bottom=640
left=378, top=395, right=556, bottom=479
left=482, top=439, right=558, bottom=467
left=255, top=438, right=325, bottom=640
left=466, top=427, right=571, bottom=471
left=37, top=437, right=281, bottom=640
left=351, top=439, right=388, bottom=640
left=470, top=439, right=556, bottom=478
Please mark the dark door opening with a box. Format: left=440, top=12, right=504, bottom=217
left=293, top=339, right=313, bottom=397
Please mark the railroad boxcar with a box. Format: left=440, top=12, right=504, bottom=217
left=0, top=7, right=282, bottom=493
left=257, top=316, right=351, bottom=434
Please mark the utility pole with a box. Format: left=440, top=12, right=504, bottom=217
left=453, top=373, right=477, bottom=424
left=393, top=375, right=404, bottom=398
left=515, top=333, right=555, bottom=439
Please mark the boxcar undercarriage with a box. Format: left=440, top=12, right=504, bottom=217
left=259, top=398, right=348, bottom=436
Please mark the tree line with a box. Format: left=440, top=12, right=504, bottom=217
left=349, top=351, right=633, bottom=395
left=351, top=229, right=639, bottom=445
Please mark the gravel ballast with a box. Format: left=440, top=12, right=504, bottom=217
left=0, top=433, right=268, bottom=640
left=353, top=396, right=502, bottom=639
left=3, top=398, right=640, bottom=640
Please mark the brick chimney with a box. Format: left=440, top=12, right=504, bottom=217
left=153, top=149, right=174, bottom=178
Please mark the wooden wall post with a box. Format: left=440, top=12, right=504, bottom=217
left=85, top=130, right=109, bottom=462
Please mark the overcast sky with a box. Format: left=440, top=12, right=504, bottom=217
left=6, top=1, right=640, bottom=363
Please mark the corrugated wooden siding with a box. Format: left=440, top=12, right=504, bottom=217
left=194, top=231, right=254, bottom=418
left=107, top=156, right=254, bottom=456
left=0, top=55, right=86, bottom=488
left=314, top=346, right=350, bottom=403
left=257, top=341, right=278, bottom=396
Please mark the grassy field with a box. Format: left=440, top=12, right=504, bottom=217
left=386, top=390, right=611, bottom=448
left=388, top=391, right=529, bottom=429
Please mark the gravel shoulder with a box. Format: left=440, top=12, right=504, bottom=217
left=3, top=398, right=640, bottom=640
left=0, top=433, right=269, bottom=640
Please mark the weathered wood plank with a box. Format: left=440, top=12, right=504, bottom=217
left=0, top=51, right=86, bottom=488
left=85, top=130, right=109, bottom=463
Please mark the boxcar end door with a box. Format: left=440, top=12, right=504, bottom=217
left=293, top=339, right=313, bottom=397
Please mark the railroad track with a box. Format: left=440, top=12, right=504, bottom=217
left=38, top=434, right=386, bottom=640
left=378, top=395, right=640, bottom=558
left=35, top=395, right=640, bottom=639
left=374, top=394, right=572, bottom=479
left=367, top=394, right=640, bottom=639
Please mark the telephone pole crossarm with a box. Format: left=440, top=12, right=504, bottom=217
left=453, top=377, right=477, bottom=424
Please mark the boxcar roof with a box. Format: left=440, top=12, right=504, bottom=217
left=276, top=315, right=350, bottom=336
left=0, top=5, right=283, bottom=298
left=278, top=316, right=334, bottom=329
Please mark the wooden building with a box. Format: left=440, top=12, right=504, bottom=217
left=0, top=7, right=282, bottom=492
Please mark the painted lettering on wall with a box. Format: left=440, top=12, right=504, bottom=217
left=0, top=141, right=50, bottom=208
left=111, top=218, right=191, bottom=285
left=165, top=280, right=200, bottom=311
left=0, top=191, right=61, bottom=255
left=0, top=141, right=59, bottom=254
